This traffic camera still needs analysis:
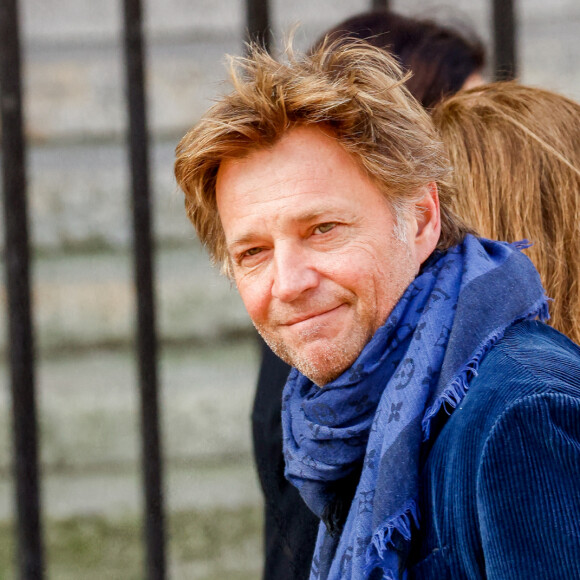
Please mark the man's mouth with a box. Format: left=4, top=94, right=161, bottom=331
left=282, top=304, right=346, bottom=327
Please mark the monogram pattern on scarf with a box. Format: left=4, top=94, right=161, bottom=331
left=282, top=236, right=548, bottom=579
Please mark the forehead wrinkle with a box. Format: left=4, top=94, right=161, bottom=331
left=242, top=173, right=336, bottom=204
left=227, top=172, right=344, bottom=226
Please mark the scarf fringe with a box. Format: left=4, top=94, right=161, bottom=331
left=510, top=239, right=532, bottom=251
left=421, top=297, right=549, bottom=440
left=364, top=499, right=419, bottom=577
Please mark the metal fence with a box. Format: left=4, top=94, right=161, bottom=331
left=0, top=0, right=516, bottom=578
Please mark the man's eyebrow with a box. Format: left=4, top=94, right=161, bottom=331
left=227, top=233, right=260, bottom=253
left=280, top=207, right=341, bottom=226
left=294, top=209, right=333, bottom=223
left=226, top=208, right=344, bottom=253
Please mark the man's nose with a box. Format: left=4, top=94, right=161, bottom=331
left=271, top=244, right=319, bottom=302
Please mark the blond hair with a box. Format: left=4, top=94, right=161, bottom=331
left=433, top=82, right=580, bottom=343
left=175, top=39, right=471, bottom=276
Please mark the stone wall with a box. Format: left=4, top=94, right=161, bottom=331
left=1, top=0, right=578, bottom=252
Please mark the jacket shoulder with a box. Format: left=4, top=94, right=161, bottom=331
left=465, top=319, right=580, bottom=413
left=410, top=320, right=580, bottom=579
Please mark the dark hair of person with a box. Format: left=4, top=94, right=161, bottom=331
left=314, top=10, right=486, bottom=109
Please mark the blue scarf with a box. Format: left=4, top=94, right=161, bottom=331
left=281, top=236, right=548, bottom=580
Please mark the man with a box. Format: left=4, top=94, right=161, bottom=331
left=253, top=12, right=487, bottom=577
left=175, top=40, right=580, bottom=579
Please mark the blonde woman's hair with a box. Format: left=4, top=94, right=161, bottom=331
left=175, top=39, right=471, bottom=276
left=433, top=82, right=580, bottom=343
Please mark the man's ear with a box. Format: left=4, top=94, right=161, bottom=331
left=413, top=182, right=441, bottom=265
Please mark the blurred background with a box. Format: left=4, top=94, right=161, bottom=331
left=0, top=0, right=578, bottom=578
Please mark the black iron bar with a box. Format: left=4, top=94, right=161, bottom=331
left=245, top=0, right=272, bottom=52
left=0, top=0, right=44, bottom=578
left=121, top=0, right=166, bottom=578
left=492, top=0, right=517, bottom=80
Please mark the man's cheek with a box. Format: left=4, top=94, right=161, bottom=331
left=238, top=283, right=269, bottom=325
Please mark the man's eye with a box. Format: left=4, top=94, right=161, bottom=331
left=244, top=247, right=262, bottom=257
left=314, top=223, right=336, bottom=235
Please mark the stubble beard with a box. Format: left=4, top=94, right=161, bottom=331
left=254, top=312, right=374, bottom=387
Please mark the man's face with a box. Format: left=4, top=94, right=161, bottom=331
left=216, top=126, right=427, bottom=386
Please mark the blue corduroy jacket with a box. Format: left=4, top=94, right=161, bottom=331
left=408, top=320, right=580, bottom=579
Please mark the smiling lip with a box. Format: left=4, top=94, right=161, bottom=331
left=282, top=304, right=345, bottom=327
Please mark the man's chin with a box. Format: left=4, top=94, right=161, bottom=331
left=278, top=342, right=359, bottom=387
